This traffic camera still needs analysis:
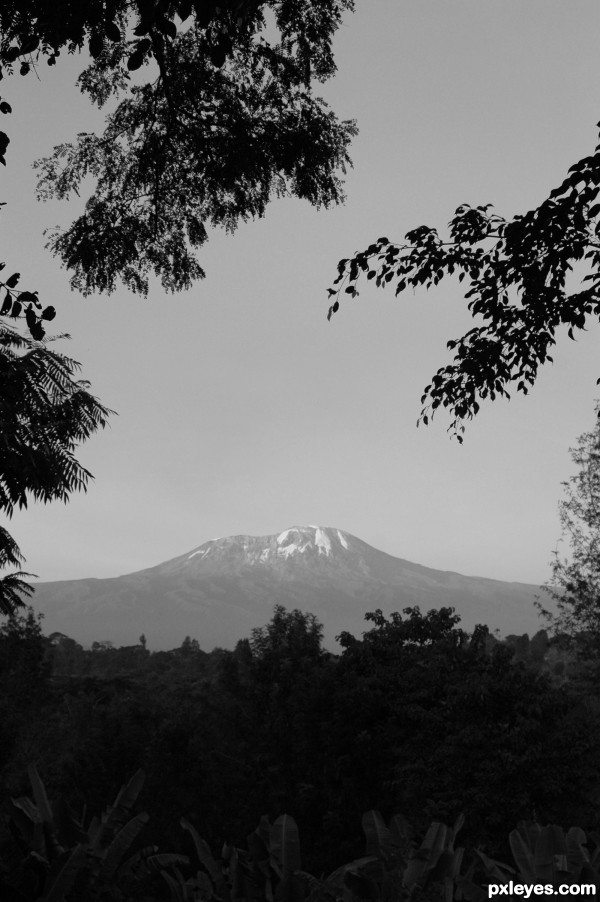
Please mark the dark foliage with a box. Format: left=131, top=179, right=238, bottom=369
left=0, top=324, right=112, bottom=615
left=1, top=1, right=356, bottom=296
left=537, top=406, right=600, bottom=670
left=2, top=603, right=600, bottom=882
left=328, top=132, right=600, bottom=439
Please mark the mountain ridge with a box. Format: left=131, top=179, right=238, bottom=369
left=30, top=525, right=549, bottom=651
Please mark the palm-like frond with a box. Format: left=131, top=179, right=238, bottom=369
left=0, top=570, right=36, bottom=616
left=0, top=323, right=113, bottom=518
left=0, top=322, right=113, bottom=616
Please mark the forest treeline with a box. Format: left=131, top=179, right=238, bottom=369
left=2, top=601, right=600, bottom=895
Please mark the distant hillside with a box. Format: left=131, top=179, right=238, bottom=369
left=30, top=525, right=550, bottom=651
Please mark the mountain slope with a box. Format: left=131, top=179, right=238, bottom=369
left=30, top=525, right=549, bottom=651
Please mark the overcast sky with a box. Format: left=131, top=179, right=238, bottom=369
left=4, top=0, right=600, bottom=587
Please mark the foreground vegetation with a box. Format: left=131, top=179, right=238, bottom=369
left=1, top=603, right=600, bottom=899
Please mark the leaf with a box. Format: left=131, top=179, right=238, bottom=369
left=5, top=271, right=20, bottom=288
left=43, top=844, right=88, bottom=902
left=180, top=817, right=230, bottom=901
left=102, top=812, right=150, bottom=883
left=362, top=810, right=393, bottom=859
left=0, top=101, right=11, bottom=114
left=19, top=291, right=40, bottom=307
left=25, top=306, right=36, bottom=331
left=271, top=814, right=301, bottom=876
left=105, top=21, right=122, bottom=42
left=42, top=306, right=57, bottom=321
left=134, top=21, right=152, bottom=37
left=29, top=321, right=46, bottom=341
left=509, top=828, right=537, bottom=883
left=127, top=49, right=146, bottom=71
left=0, top=291, right=11, bottom=314
left=27, top=763, right=53, bottom=825
left=157, top=17, right=178, bottom=39
left=89, top=33, right=104, bottom=59
left=90, top=770, right=146, bottom=853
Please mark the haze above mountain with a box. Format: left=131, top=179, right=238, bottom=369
left=30, top=526, right=550, bottom=651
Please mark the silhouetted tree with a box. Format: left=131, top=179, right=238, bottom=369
left=538, top=406, right=600, bottom=657
left=1, top=0, right=356, bottom=296
left=328, top=121, right=600, bottom=440
left=0, top=325, right=111, bottom=614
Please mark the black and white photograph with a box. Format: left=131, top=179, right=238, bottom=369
left=2, top=2, right=600, bottom=899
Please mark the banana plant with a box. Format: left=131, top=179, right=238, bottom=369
left=458, top=822, right=600, bottom=901
left=1, top=765, right=186, bottom=901
left=162, top=813, right=304, bottom=902
left=499, top=822, right=599, bottom=890
left=301, top=810, right=465, bottom=902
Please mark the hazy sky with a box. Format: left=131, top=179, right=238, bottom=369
left=4, top=1, right=600, bottom=587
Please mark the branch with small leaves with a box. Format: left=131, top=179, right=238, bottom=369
left=328, top=131, right=600, bottom=441
left=0, top=267, right=56, bottom=341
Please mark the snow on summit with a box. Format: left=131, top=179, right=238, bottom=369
left=276, top=525, right=338, bottom=557
left=187, top=526, right=354, bottom=564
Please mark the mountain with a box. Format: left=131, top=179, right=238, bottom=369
left=29, top=525, right=550, bottom=651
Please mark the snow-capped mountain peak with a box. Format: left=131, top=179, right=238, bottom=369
left=276, top=525, right=346, bottom=557
left=30, top=525, right=549, bottom=651
left=186, top=525, right=355, bottom=565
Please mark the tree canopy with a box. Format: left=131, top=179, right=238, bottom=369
left=328, top=124, right=600, bottom=440
left=538, top=405, right=600, bottom=655
left=2, top=0, right=356, bottom=296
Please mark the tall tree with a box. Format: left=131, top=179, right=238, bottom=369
left=537, top=406, right=600, bottom=653
left=328, top=128, right=600, bottom=441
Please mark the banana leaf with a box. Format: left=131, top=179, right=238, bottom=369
left=362, top=810, right=393, bottom=860
left=40, top=843, right=88, bottom=902
left=91, top=770, right=145, bottom=854
left=472, top=849, right=514, bottom=882
left=160, top=867, right=187, bottom=902
left=10, top=797, right=44, bottom=854
left=509, top=828, right=537, bottom=883
left=181, top=817, right=231, bottom=902
left=100, top=811, right=150, bottom=883
left=402, top=822, right=447, bottom=890
left=450, top=813, right=465, bottom=848
left=421, top=822, right=448, bottom=860
left=271, top=814, right=301, bottom=876
left=27, top=764, right=53, bottom=826
left=534, top=825, right=567, bottom=882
